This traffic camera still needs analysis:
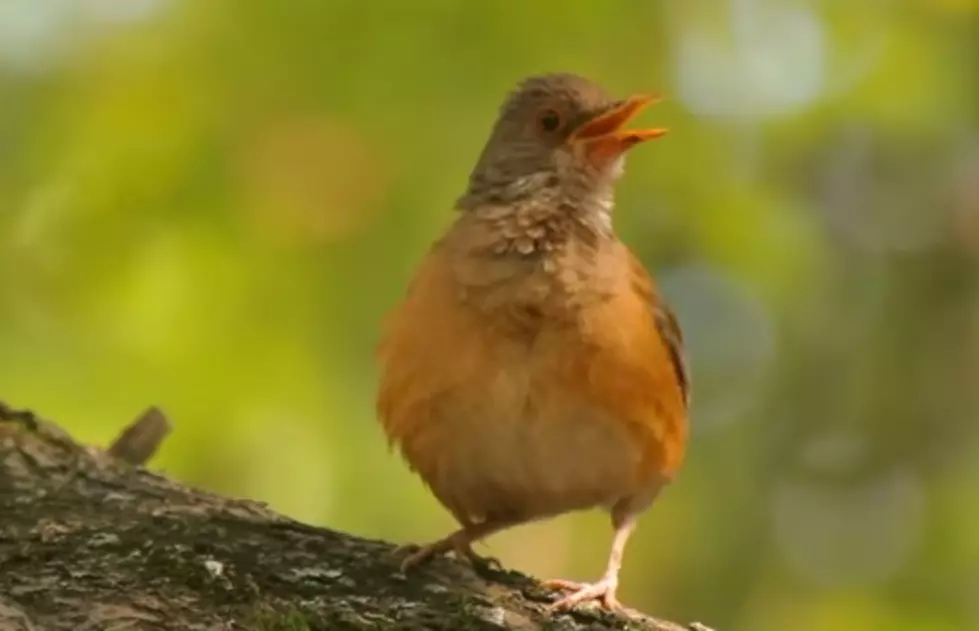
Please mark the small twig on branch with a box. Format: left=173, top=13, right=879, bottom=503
left=107, top=406, right=172, bottom=466
left=0, top=400, right=40, bottom=431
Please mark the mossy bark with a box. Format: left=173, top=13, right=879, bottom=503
left=0, top=406, right=709, bottom=631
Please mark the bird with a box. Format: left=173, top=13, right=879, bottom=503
left=375, top=72, right=690, bottom=613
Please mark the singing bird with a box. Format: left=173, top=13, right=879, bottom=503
left=375, top=73, right=689, bottom=612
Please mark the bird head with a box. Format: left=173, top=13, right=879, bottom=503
left=457, top=73, right=666, bottom=212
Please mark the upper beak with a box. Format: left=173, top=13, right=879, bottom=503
left=568, top=94, right=667, bottom=164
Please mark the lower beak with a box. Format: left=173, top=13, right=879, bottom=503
left=569, top=94, right=667, bottom=165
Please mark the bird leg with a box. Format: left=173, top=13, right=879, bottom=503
left=545, top=505, right=638, bottom=613
left=395, top=516, right=519, bottom=574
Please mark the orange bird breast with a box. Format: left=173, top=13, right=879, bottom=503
left=376, top=238, right=688, bottom=526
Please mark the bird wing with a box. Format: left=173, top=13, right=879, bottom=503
left=628, top=251, right=690, bottom=412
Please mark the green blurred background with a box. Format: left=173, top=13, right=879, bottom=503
left=2, top=1, right=978, bottom=629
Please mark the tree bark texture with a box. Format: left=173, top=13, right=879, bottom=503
left=0, top=404, right=712, bottom=631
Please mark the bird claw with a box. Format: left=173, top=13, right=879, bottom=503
left=392, top=542, right=419, bottom=557
left=544, top=575, right=622, bottom=612
left=460, top=548, right=504, bottom=574
left=392, top=538, right=503, bottom=574
left=392, top=542, right=430, bottom=573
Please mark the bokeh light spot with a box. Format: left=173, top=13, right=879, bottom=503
left=774, top=456, right=925, bottom=587
left=659, top=264, right=776, bottom=433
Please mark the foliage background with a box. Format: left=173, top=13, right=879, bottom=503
left=2, top=1, right=978, bottom=629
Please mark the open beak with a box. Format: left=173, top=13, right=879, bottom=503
left=568, top=94, right=667, bottom=166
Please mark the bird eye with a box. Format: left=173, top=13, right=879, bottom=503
left=537, top=109, right=562, bottom=133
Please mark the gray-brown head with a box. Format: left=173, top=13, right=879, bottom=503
left=456, top=73, right=666, bottom=213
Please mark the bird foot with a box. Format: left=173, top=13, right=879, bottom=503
left=392, top=542, right=432, bottom=573
left=394, top=538, right=502, bottom=574
left=544, top=575, right=622, bottom=612
left=459, top=545, right=504, bottom=573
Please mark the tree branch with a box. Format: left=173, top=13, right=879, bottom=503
left=0, top=402, right=713, bottom=631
